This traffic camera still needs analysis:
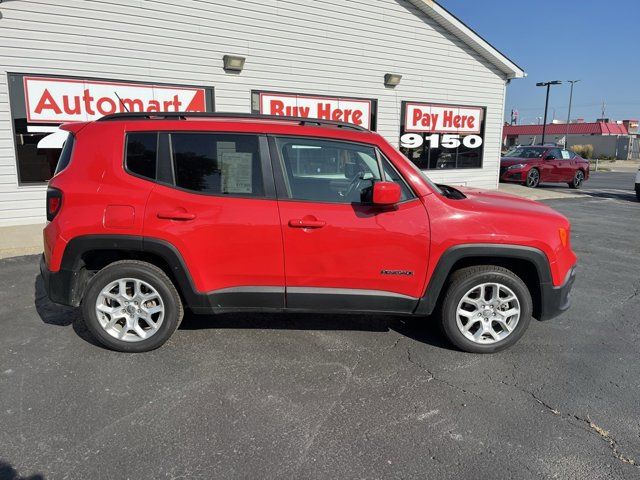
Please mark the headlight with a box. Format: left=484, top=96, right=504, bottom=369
left=507, top=163, right=526, bottom=170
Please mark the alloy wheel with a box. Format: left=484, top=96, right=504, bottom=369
left=95, top=278, right=165, bottom=342
left=574, top=170, right=584, bottom=187
left=526, top=169, right=539, bottom=188
left=455, top=282, right=521, bottom=344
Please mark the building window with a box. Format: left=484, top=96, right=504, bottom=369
left=7, top=73, right=214, bottom=185
left=399, top=101, right=486, bottom=170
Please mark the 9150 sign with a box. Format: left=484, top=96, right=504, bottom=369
left=400, top=133, right=483, bottom=149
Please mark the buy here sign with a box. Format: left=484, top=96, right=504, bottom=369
left=259, top=92, right=373, bottom=129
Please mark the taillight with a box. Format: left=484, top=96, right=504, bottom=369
left=46, top=187, right=63, bottom=221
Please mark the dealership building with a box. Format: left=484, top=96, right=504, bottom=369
left=0, top=0, right=524, bottom=228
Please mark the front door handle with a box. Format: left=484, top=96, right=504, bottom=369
left=288, top=218, right=326, bottom=229
left=157, top=210, right=196, bottom=221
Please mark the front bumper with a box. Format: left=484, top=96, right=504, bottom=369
left=499, top=167, right=526, bottom=183
left=538, top=265, right=576, bottom=321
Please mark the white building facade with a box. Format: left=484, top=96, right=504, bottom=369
left=0, top=0, right=524, bottom=227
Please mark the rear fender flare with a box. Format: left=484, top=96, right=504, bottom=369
left=59, top=235, right=202, bottom=307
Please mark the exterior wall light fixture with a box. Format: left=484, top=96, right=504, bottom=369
left=384, top=73, right=402, bottom=87
left=223, top=55, right=246, bottom=73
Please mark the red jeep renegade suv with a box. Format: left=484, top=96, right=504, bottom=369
left=41, top=112, right=577, bottom=353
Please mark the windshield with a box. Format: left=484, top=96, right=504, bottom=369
left=504, top=147, right=545, bottom=159
left=395, top=147, right=443, bottom=194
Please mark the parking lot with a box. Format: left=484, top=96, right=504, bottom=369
left=1, top=171, right=638, bottom=480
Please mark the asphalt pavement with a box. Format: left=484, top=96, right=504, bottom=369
left=1, top=172, right=639, bottom=480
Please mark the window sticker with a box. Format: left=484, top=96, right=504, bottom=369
left=220, top=152, right=253, bottom=193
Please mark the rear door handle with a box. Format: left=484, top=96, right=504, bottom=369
left=288, top=218, right=326, bottom=229
left=157, top=210, right=196, bottom=221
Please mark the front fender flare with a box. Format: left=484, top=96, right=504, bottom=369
left=413, top=244, right=552, bottom=316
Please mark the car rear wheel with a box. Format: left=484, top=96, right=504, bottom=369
left=569, top=170, right=584, bottom=189
left=440, top=266, right=532, bottom=353
left=525, top=168, right=540, bottom=188
left=81, top=260, right=183, bottom=352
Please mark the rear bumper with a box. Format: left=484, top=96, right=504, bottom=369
left=39, top=254, right=81, bottom=307
left=538, top=265, right=576, bottom=321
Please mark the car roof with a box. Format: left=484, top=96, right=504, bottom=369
left=65, top=112, right=383, bottom=146
left=95, top=112, right=368, bottom=132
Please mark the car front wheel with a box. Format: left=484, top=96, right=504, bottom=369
left=525, top=168, right=540, bottom=188
left=569, top=170, right=585, bottom=189
left=440, top=265, right=532, bottom=353
left=81, top=260, right=183, bottom=352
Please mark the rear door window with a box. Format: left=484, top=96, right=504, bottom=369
left=171, top=133, right=264, bottom=197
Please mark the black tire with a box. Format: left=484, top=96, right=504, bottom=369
left=635, top=187, right=640, bottom=202
left=440, top=265, right=532, bottom=354
left=569, top=170, right=585, bottom=189
left=525, top=168, right=540, bottom=188
left=81, top=260, right=183, bottom=352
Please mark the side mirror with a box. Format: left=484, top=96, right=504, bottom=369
left=372, top=181, right=401, bottom=205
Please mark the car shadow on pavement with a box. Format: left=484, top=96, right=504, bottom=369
left=536, top=184, right=638, bottom=202
left=33, top=274, right=102, bottom=348
left=180, top=310, right=452, bottom=350
left=0, top=460, right=45, bottom=480
left=568, top=189, right=637, bottom=202
left=33, top=273, right=452, bottom=351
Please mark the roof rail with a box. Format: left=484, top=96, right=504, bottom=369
left=95, top=111, right=368, bottom=131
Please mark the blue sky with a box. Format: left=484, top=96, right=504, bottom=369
left=438, top=0, right=640, bottom=124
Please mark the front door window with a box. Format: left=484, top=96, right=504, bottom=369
left=274, top=137, right=413, bottom=203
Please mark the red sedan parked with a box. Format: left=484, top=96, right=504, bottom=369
left=500, top=146, right=590, bottom=188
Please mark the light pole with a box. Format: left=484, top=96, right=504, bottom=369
left=536, top=80, right=562, bottom=145
left=565, top=80, right=580, bottom=149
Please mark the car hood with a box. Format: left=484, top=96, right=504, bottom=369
left=455, top=186, right=566, bottom=220
left=500, top=156, right=536, bottom=166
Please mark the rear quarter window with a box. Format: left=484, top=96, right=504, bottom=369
left=126, top=132, right=158, bottom=180
left=53, top=133, right=75, bottom=175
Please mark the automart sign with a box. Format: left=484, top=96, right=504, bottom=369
left=255, top=91, right=375, bottom=130
left=23, top=76, right=208, bottom=123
